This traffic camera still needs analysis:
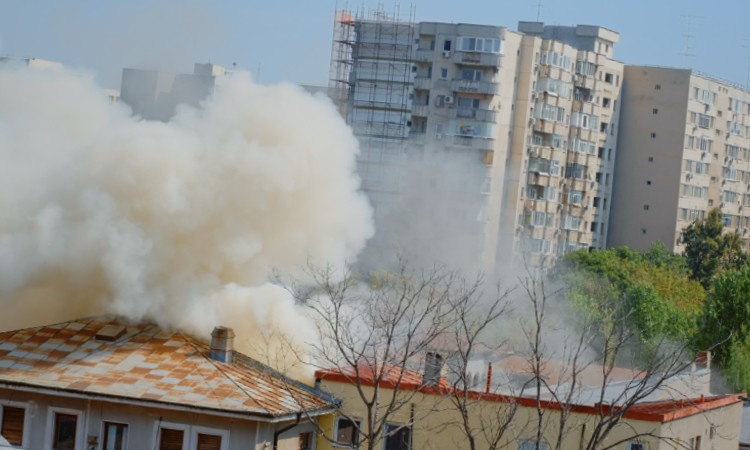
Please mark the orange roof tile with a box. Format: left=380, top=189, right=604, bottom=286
left=0, top=316, right=334, bottom=419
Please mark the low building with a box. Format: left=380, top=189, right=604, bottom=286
left=0, top=316, right=333, bottom=450
left=313, top=358, right=741, bottom=450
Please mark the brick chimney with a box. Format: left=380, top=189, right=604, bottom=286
left=210, top=326, right=235, bottom=363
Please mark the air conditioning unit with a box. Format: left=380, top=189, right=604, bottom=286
left=445, top=96, right=454, bottom=104
left=442, top=50, right=451, bottom=58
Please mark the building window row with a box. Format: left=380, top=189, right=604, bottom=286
left=540, top=51, right=572, bottom=71
left=456, top=36, right=502, bottom=54
left=570, top=112, right=598, bottom=130
left=1, top=403, right=231, bottom=450
left=534, top=103, right=566, bottom=122
left=684, top=160, right=709, bottom=175
left=680, top=184, right=708, bottom=199
left=569, top=138, right=597, bottom=155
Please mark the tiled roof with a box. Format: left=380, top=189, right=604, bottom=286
left=316, top=363, right=450, bottom=390
left=0, top=316, right=334, bottom=419
left=316, top=363, right=742, bottom=423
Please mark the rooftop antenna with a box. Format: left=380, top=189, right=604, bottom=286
left=679, top=14, right=703, bottom=68
left=535, top=0, right=544, bottom=22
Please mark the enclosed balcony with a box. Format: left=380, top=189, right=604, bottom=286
left=453, top=51, right=502, bottom=67
left=449, top=107, right=498, bottom=123
left=451, top=79, right=500, bottom=95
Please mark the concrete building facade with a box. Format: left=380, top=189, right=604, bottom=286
left=503, top=23, right=623, bottom=267
left=609, top=66, right=750, bottom=252
left=330, top=11, right=623, bottom=270
left=120, top=63, right=230, bottom=121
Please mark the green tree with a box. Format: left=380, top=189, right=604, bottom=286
left=682, top=208, right=746, bottom=288
left=697, top=266, right=750, bottom=371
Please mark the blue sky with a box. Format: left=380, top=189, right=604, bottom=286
left=1, top=0, right=749, bottom=89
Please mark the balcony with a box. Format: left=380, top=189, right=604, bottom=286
left=414, top=49, right=434, bottom=62
left=527, top=172, right=551, bottom=186
left=413, top=76, right=431, bottom=90
left=454, top=51, right=502, bottom=67
left=452, top=135, right=495, bottom=151
left=449, top=107, right=498, bottom=123
left=411, top=104, right=429, bottom=117
left=573, top=74, right=596, bottom=90
left=451, top=79, right=500, bottom=95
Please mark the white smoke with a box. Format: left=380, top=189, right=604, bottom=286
left=0, top=66, right=373, bottom=369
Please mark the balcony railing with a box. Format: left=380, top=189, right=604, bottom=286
left=454, top=51, right=502, bottom=67
left=413, top=76, right=431, bottom=90
left=411, top=104, right=429, bottom=117
left=452, top=135, right=495, bottom=151
left=449, top=107, right=498, bottom=122
left=451, top=79, right=500, bottom=95
left=414, top=49, right=434, bottom=62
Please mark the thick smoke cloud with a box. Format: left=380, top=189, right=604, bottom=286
left=0, top=66, right=373, bottom=367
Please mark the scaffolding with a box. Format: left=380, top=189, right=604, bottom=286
left=329, top=4, right=416, bottom=187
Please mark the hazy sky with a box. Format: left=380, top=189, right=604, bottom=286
left=1, top=0, right=749, bottom=89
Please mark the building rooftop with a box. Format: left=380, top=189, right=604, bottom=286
left=0, top=316, right=334, bottom=421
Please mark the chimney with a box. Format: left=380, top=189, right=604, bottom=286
left=423, top=352, right=444, bottom=387
left=210, top=326, right=235, bottom=363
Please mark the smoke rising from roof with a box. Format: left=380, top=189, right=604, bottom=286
left=0, top=66, right=373, bottom=365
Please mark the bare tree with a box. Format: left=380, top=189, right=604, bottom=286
left=295, top=261, right=469, bottom=450
left=515, top=270, right=711, bottom=450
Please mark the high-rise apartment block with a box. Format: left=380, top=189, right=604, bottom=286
left=330, top=10, right=623, bottom=269
left=609, top=67, right=750, bottom=252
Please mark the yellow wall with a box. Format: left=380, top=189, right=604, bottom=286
left=315, top=380, right=741, bottom=450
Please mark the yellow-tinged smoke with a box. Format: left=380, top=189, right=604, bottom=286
left=0, top=66, right=373, bottom=373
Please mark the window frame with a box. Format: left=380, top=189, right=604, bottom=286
left=0, top=400, right=31, bottom=447
left=152, top=422, right=189, bottom=450
left=191, top=426, right=229, bottom=450
left=101, top=421, right=129, bottom=450
left=334, top=416, right=362, bottom=448
left=45, top=407, right=84, bottom=450
left=382, top=423, right=411, bottom=450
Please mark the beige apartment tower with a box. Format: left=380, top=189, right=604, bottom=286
left=502, top=23, right=623, bottom=268
left=331, top=10, right=624, bottom=270
left=609, top=66, right=750, bottom=252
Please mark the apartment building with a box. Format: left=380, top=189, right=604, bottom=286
left=609, top=66, right=750, bottom=252
left=330, top=11, right=623, bottom=270
left=120, top=63, right=231, bottom=121
left=502, top=23, right=623, bottom=267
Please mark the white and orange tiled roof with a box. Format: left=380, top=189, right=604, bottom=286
left=0, top=316, right=334, bottom=420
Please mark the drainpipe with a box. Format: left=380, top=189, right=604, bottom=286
left=273, top=413, right=302, bottom=450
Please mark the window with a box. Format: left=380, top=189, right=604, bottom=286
left=647, top=180, right=652, bottom=185
left=648, top=157, right=654, bottom=162
left=653, top=108, right=658, bottom=114
left=655, top=84, right=661, bottom=90
left=103, top=423, right=128, bottom=450
left=299, top=432, right=313, bottom=450
left=384, top=424, right=411, bottom=450
left=602, top=97, right=611, bottom=108
left=439, top=68, right=448, bottom=79
left=196, top=433, right=222, bottom=450
left=1, top=405, right=25, bottom=446
left=628, top=441, right=645, bottom=450
left=644, top=204, right=650, bottom=210
left=53, top=413, right=78, bottom=450
left=604, top=73, right=614, bottom=84
left=650, top=132, right=656, bottom=138
left=461, top=69, right=482, bottom=81
left=336, top=418, right=360, bottom=447
left=457, top=36, right=502, bottom=54
left=443, top=40, right=451, bottom=51
left=159, top=428, right=184, bottom=450
left=698, top=114, right=712, bottom=129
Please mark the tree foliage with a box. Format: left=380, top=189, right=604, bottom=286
left=682, top=208, right=746, bottom=288
left=558, top=244, right=704, bottom=343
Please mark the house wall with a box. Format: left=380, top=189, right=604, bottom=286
left=314, top=380, right=741, bottom=450
left=0, top=387, right=319, bottom=450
